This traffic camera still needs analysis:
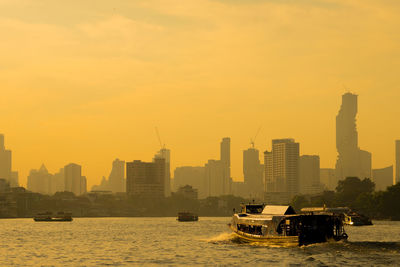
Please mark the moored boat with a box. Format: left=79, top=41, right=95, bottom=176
left=33, top=211, right=73, bottom=222
left=229, top=204, right=348, bottom=246
left=177, top=212, right=198, bottom=222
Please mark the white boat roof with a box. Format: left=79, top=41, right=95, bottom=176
left=262, top=205, right=296, bottom=215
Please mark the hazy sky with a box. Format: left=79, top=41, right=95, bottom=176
left=1, top=0, right=399, bottom=188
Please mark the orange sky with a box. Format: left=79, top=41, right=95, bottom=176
left=0, top=0, right=399, bottom=188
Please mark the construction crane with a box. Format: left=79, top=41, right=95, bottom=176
left=250, top=126, right=262, bottom=148
left=155, top=127, right=166, bottom=150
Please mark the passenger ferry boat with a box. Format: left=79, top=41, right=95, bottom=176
left=228, top=204, right=348, bottom=246
left=33, top=211, right=73, bottom=222
left=177, top=212, right=198, bottom=222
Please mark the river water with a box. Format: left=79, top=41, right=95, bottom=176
left=0, top=217, right=399, bottom=266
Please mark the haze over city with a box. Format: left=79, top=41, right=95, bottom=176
left=1, top=0, right=400, bottom=188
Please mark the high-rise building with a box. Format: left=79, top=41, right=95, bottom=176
left=51, top=168, right=65, bottom=194
left=396, top=140, right=400, bottom=185
left=108, top=158, right=126, bottom=193
left=0, top=134, right=12, bottom=183
left=220, top=137, right=231, bottom=188
left=243, top=148, right=263, bottom=198
left=372, top=166, right=393, bottom=191
left=64, top=163, right=87, bottom=196
left=264, top=150, right=273, bottom=192
left=299, top=155, right=322, bottom=195
left=126, top=158, right=165, bottom=198
left=205, top=159, right=228, bottom=197
left=173, top=166, right=206, bottom=198
left=154, top=149, right=171, bottom=197
left=335, top=93, right=372, bottom=180
left=264, top=139, right=299, bottom=202
left=27, top=164, right=53, bottom=195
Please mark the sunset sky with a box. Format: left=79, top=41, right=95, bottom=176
left=1, top=0, right=399, bottom=188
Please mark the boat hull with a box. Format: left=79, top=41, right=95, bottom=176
left=228, top=223, right=299, bottom=246
left=34, top=218, right=73, bottom=222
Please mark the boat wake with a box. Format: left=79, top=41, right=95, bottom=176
left=203, top=232, right=236, bottom=243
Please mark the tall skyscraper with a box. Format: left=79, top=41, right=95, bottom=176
left=220, top=137, right=231, bottom=184
left=299, top=155, right=321, bottom=195
left=396, top=140, right=400, bottom=185
left=0, top=134, right=12, bottom=183
left=154, top=148, right=171, bottom=197
left=335, top=93, right=372, bottom=180
left=243, top=148, right=263, bottom=198
left=126, top=158, right=165, bottom=198
left=64, top=163, right=87, bottom=196
left=264, top=139, right=299, bottom=202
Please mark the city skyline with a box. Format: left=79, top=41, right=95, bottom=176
left=1, top=1, right=400, bottom=188
left=1, top=89, right=399, bottom=189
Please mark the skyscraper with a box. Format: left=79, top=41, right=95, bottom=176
left=205, top=159, right=228, bottom=197
left=243, top=148, right=263, bottom=198
left=64, top=163, right=87, bottom=196
left=27, top=164, right=52, bottom=195
left=126, top=158, right=165, bottom=198
left=0, top=134, right=12, bottom=183
left=108, top=158, right=126, bottom=193
left=264, top=139, right=299, bottom=202
left=220, top=137, right=231, bottom=183
left=335, top=93, right=372, bottom=180
left=396, top=140, right=400, bottom=185
left=154, top=148, right=171, bottom=197
left=299, top=155, right=321, bottom=195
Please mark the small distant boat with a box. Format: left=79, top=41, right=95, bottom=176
left=33, top=211, right=73, bottom=222
left=177, top=212, right=198, bottom=222
left=229, top=204, right=348, bottom=246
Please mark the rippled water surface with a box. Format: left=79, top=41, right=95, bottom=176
left=1, top=218, right=400, bottom=266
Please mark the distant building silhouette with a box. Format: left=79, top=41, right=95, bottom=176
left=372, top=166, right=393, bottom=191
left=64, top=163, right=87, bottom=196
left=0, top=134, right=12, bottom=185
left=204, top=138, right=232, bottom=197
left=51, top=168, right=65, bottom=194
left=299, top=155, right=322, bottom=195
left=335, top=93, right=372, bottom=180
left=264, top=139, right=299, bottom=203
left=91, top=159, right=126, bottom=193
left=173, top=166, right=206, bottom=198
left=154, top=149, right=171, bottom=197
left=396, top=140, right=400, bottom=184
left=220, top=137, right=231, bottom=183
left=320, top=168, right=337, bottom=191
left=108, top=159, right=125, bottom=193
left=243, top=148, right=263, bottom=198
left=126, top=158, right=165, bottom=198
left=27, top=164, right=52, bottom=195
